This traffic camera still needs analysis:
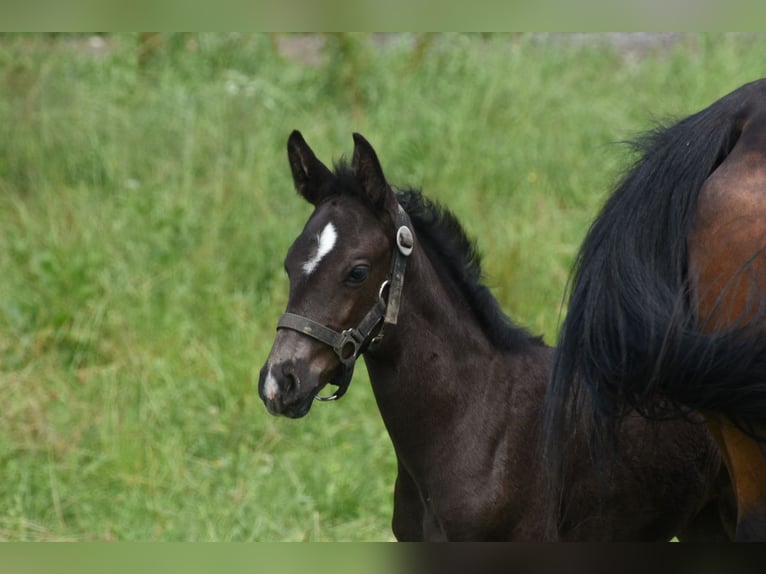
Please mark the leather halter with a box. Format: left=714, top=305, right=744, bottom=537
left=276, top=204, right=414, bottom=401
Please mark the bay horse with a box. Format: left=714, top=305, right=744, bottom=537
left=259, top=130, right=732, bottom=540
left=545, top=78, right=766, bottom=541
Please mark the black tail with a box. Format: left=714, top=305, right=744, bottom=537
left=543, top=80, right=766, bottom=522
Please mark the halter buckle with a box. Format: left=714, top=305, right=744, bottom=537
left=336, top=328, right=363, bottom=366
left=396, top=226, right=414, bottom=256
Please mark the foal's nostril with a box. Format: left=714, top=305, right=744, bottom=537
left=281, top=364, right=300, bottom=392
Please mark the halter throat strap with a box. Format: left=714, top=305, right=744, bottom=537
left=275, top=204, right=414, bottom=401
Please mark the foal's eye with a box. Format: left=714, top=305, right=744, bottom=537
left=346, top=265, right=370, bottom=285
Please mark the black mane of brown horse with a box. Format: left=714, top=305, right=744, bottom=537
left=544, top=78, right=766, bottom=540
left=259, top=131, right=733, bottom=541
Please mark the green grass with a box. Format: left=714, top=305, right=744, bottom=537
left=0, top=32, right=765, bottom=541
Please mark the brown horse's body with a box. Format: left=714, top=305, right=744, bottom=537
left=260, top=131, right=733, bottom=540
left=690, top=108, right=766, bottom=539
left=547, top=79, right=766, bottom=541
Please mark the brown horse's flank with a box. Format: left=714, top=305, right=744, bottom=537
left=690, top=110, right=766, bottom=540
left=547, top=78, right=766, bottom=541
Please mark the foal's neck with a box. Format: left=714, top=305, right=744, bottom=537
left=362, top=241, right=552, bottom=495
left=363, top=244, right=505, bottom=438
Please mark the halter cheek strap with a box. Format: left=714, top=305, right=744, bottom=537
left=275, top=204, right=414, bottom=401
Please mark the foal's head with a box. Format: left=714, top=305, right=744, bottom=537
left=259, top=131, right=404, bottom=418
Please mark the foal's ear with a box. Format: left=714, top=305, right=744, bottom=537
left=352, top=133, right=396, bottom=212
left=287, top=130, right=334, bottom=205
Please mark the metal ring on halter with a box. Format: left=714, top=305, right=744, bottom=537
left=378, top=279, right=390, bottom=305
left=315, top=388, right=341, bottom=402
left=314, top=357, right=355, bottom=402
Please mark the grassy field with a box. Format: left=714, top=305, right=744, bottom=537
left=1, top=32, right=765, bottom=541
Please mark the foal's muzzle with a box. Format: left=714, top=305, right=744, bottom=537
left=259, top=355, right=348, bottom=418
left=276, top=281, right=388, bottom=402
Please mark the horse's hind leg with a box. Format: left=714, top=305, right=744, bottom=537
left=706, top=416, right=766, bottom=541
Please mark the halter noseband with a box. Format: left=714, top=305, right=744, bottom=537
left=276, top=204, right=414, bottom=402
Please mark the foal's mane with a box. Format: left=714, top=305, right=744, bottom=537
left=331, top=159, right=541, bottom=353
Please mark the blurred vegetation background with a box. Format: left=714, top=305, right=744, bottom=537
left=0, top=32, right=764, bottom=540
